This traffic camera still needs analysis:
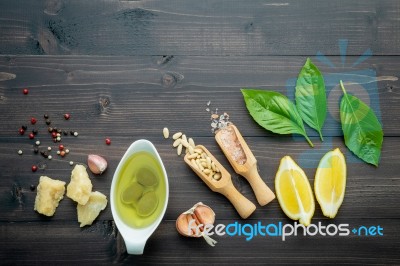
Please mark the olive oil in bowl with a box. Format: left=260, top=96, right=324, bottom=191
left=114, top=151, right=167, bottom=228
left=110, top=139, right=169, bottom=255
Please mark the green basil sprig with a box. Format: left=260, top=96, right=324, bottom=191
left=241, top=89, right=313, bottom=147
left=295, top=58, right=327, bottom=141
left=339, top=80, right=383, bottom=166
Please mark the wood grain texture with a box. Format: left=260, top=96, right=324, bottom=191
left=1, top=220, right=399, bottom=264
left=0, top=54, right=399, bottom=264
left=0, top=55, right=398, bottom=137
left=0, top=0, right=400, bottom=55
left=1, top=0, right=400, bottom=264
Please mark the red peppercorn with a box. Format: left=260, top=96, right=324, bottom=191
left=59, top=144, right=64, bottom=151
left=28, top=133, right=34, bottom=139
left=64, top=113, right=70, bottom=120
left=30, top=117, right=37, bottom=125
left=23, top=88, right=29, bottom=95
left=19, top=128, right=25, bottom=135
left=60, top=151, right=66, bottom=157
left=51, top=132, right=57, bottom=138
left=105, top=138, right=111, bottom=145
left=31, top=165, right=38, bottom=172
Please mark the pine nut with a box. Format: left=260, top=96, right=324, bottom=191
left=173, top=132, right=182, bottom=140
left=203, top=169, right=211, bottom=174
left=163, top=127, right=169, bottom=139
left=206, top=157, right=212, bottom=169
left=182, top=134, right=187, bottom=143
left=189, top=138, right=195, bottom=148
left=211, top=162, right=216, bottom=172
left=196, top=159, right=204, bottom=171
left=177, top=144, right=183, bottom=155
left=213, top=173, right=222, bottom=180
left=191, top=159, right=199, bottom=170
left=188, top=153, right=198, bottom=159
left=173, top=139, right=181, bottom=147
left=181, top=139, right=189, bottom=148
left=178, top=141, right=223, bottom=181
left=188, top=146, right=194, bottom=154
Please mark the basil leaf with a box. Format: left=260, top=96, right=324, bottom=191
left=295, top=58, right=327, bottom=141
left=339, top=81, right=383, bottom=166
left=241, top=89, right=313, bottom=147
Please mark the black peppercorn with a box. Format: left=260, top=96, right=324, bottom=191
left=63, top=131, right=68, bottom=136
left=57, top=129, right=62, bottom=133
left=45, top=119, right=51, bottom=125
left=32, top=129, right=38, bottom=135
left=22, top=125, right=27, bottom=130
left=44, top=114, right=49, bottom=119
left=33, top=147, right=39, bottom=154
left=70, top=131, right=75, bottom=135
left=30, top=184, right=36, bottom=191
left=48, top=127, right=53, bottom=133
left=52, top=127, right=57, bottom=132
left=40, top=151, right=48, bottom=158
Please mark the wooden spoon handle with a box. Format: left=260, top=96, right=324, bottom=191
left=244, top=167, right=275, bottom=206
left=219, top=181, right=256, bottom=219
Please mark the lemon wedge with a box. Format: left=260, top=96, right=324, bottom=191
left=314, top=148, right=346, bottom=218
left=275, top=156, right=315, bottom=226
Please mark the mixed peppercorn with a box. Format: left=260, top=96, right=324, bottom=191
left=17, top=112, right=78, bottom=171
left=17, top=88, right=111, bottom=175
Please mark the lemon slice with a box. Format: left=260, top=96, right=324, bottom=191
left=314, top=148, right=346, bottom=218
left=275, top=156, right=315, bottom=226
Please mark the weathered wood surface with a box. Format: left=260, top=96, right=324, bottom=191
left=0, top=0, right=400, bottom=56
left=1, top=0, right=400, bottom=265
left=0, top=56, right=398, bottom=137
left=1, top=219, right=400, bottom=264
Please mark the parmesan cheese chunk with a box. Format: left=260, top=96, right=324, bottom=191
left=67, top=164, right=92, bottom=205
left=77, top=191, right=108, bottom=227
left=34, top=176, right=66, bottom=216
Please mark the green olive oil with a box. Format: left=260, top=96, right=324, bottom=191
left=114, top=151, right=166, bottom=228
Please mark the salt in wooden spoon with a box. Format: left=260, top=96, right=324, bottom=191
left=184, top=145, right=256, bottom=219
left=215, top=124, right=275, bottom=206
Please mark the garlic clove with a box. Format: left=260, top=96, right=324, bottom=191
left=87, top=154, right=108, bottom=175
left=176, top=213, right=200, bottom=238
left=194, top=205, right=215, bottom=225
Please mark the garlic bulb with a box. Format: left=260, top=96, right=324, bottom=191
left=176, top=202, right=217, bottom=246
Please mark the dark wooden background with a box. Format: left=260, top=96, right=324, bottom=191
left=1, top=0, right=399, bottom=264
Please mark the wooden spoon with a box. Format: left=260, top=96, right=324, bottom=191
left=215, top=124, right=275, bottom=206
left=184, top=145, right=256, bottom=219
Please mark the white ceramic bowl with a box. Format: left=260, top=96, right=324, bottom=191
left=110, top=139, right=169, bottom=255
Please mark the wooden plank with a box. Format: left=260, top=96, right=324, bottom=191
left=1, top=137, right=399, bottom=222
left=0, top=219, right=399, bottom=264
left=0, top=0, right=400, bottom=55
left=0, top=55, right=398, bottom=137
left=0, top=1, right=398, bottom=264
